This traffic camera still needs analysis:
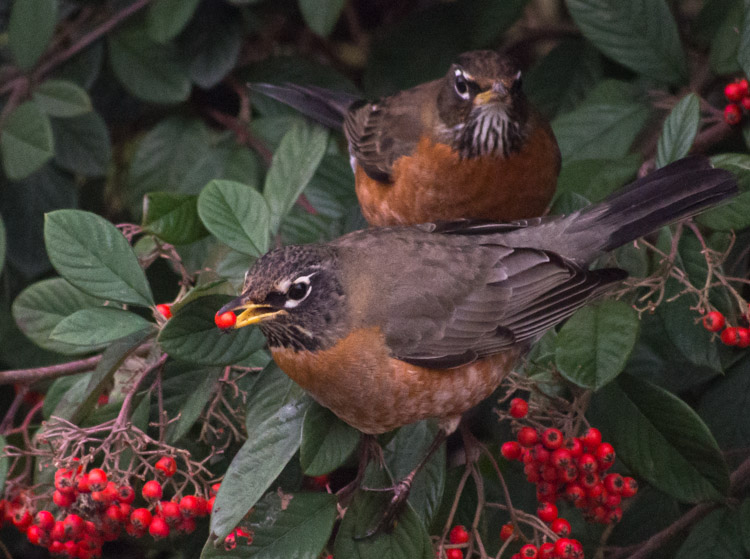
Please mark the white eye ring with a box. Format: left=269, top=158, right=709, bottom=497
left=453, top=68, right=471, bottom=100
left=283, top=275, right=313, bottom=308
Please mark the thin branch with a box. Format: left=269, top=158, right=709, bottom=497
left=0, top=355, right=102, bottom=385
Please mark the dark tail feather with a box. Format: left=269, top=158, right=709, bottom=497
left=569, top=156, right=737, bottom=257
left=250, top=83, right=361, bottom=130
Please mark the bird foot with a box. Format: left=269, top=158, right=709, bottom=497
left=355, top=476, right=413, bottom=539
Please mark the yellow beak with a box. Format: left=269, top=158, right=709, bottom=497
left=474, top=90, right=502, bottom=106
left=218, top=299, right=286, bottom=329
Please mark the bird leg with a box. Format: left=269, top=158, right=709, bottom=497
left=356, top=428, right=448, bottom=539
left=336, top=434, right=382, bottom=506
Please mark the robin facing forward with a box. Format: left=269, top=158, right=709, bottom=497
left=253, top=50, right=561, bottom=225
left=219, top=157, right=735, bottom=533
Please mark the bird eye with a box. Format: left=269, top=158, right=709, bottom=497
left=287, top=281, right=309, bottom=301
left=453, top=69, right=471, bottom=100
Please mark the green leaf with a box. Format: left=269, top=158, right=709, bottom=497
left=1, top=101, right=54, bottom=180
left=50, top=308, right=153, bottom=346
left=697, top=154, right=750, bottom=230
left=202, top=492, right=337, bottom=559
left=143, top=192, right=209, bottom=245
left=0, top=435, right=8, bottom=493
left=158, top=295, right=265, bottom=366
left=210, top=364, right=309, bottom=541
left=699, top=356, right=750, bottom=450
left=198, top=180, right=271, bottom=256
left=300, top=402, right=360, bottom=476
left=741, top=499, right=750, bottom=556
left=167, top=367, right=222, bottom=443
left=555, top=300, right=639, bottom=389
left=50, top=111, right=111, bottom=176
left=553, top=155, right=640, bottom=204
left=383, top=421, right=445, bottom=526
left=147, top=0, right=201, bottom=43
left=655, top=93, right=700, bottom=169
left=565, top=0, right=688, bottom=84
left=334, top=473, right=433, bottom=559
left=589, top=374, right=730, bottom=503
left=8, top=0, right=57, bottom=70
left=44, top=210, right=154, bottom=306
left=107, top=22, right=191, bottom=104
left=738, top=0, right=750, bottom=79
left=299, top=0, right=346, bottom=36
left=676, top=508, right=745, bottom=559
left=12, top=278, right=107, bottom=355
left=32, top=79, right=92, bottom=117
left=264, top=122, right=329, bottom=233
left=551, top=81, right=650, bottom=162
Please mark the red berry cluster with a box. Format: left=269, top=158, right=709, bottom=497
left=502, top=426, right=637, bottom=528
left=723, top=78, right=750, bottom=125
left=0, top=457, right=217, bottom=558
left=702, top=310, right=750, bottom=348
left=443, top=524, right=470, bottom=558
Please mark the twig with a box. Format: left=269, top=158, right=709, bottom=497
left=0, top=355, right=102, bottom=385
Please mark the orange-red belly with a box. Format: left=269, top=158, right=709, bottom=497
left=271, top=327, right=520, bottom=434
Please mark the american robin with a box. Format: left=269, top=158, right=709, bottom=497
left=253, top=50, right=561, bottom=226
left=218, top=157, right=736, bottom=532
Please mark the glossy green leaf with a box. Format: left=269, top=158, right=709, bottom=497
left=655, top=93, right=700, bottom=168
left=698, top=154, right=750, bottom=230
left=709, top=2, right=744, bottom=74
left=147, top=0, right=200, bottom=43
left=0, top=435, right=8, bottom=493
left=300, top=402, right=360, bottom=476
left=8, top=0, right=57, bottom=70
left=198, top=180, right=271, bottom=256
left=590, top=374, right=730, bottom=503
left=108, top=22, right=191, bottom=104
left=555, top=300, right=639, bottom=389
left=383, top=421, right=445, bottom=526
left=202, top=492, right=337, bottom=559
left=158, top=295, right=265, bottom=365
left=565, top=0, right=688, bottom=84
left=552, top=81, right=650, bottom=162
left=1, top=101, right=54, bottom=180
left=210, top=364, right=309, bottom=541
left=50, top=111, right=111, bottom=176
left=50, top=307, right=153, bottom=346
left=699, top=356, right=750, bottom=450
left=334, top=471, right=433, bottom=559
left=299, top=0, right=346, bottom=36
left=676, top=508, right=745, bottom=559
left=167, top=367, right=222, bottom=444
left=44, top=210, right=154, bottom=306
left=33, top=80, right=92, bottom=117
left=12, top=278, right=107, bottom=355
left=264, top=122, right=329, bottom=233
left=553, top=155, right=640, bottom=204
left=143, top=192, right=208, bottom=245
left=738, top=0, right=750, bottom=79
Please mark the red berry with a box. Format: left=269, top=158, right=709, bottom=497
left=156, top=304, right=172, bottom=319
left=738, top=327, right=750, bottom=348
left=725, top=82, right=743, bottom=101
left=179, top=495, right=201, bottom=518
left=92, top=481, right=118, bottom=504
left=63, top=540, right=77, bottom=557
left=50, top=520, right=65, bottom=541
left=63, top=513, right=84, bottom=539
left=581, top=427, right=602, bottom=450
left=501, top=441, right=522, bottom=461
left=449, top=524, right=470, bottom=544
left=530, top=444, right=550, bottom=464
left=35, top=509, right=55, bottom=531
left=551, top=517, right=571, bottom=537
left=446, top=549, right=463, bottom=559
left=605, top=493, right=622, bottom=509
left=160, top=501, right=182, bottom=525
left=537, top=502, right=558, bottom=523
left=149, top=515, right=170, bottom=539
left=580, top=471, right=600, bottom=489
left=536, top=481, right=559, bottom=502
left=26, top=524, right=47, bottom=546
left=117, top=484, right=136, bottom=504
left=605, top=506, right=623, bottom=524
left=500, top=523, right=513, bottom=541
left=104, top=504, right=125, bottom=526
left=178, top=516, right=197, bottom=534
left=603, top=473, right=624, bottom=494
left=538, top=542, right=555, bottom=559
left=130, top=508, right=153, bottom=530
left=578, top=453, right=598, bottom=473
left=210, top=482, right=221, bottom=495
left=587, top=481, right=605, bottom=502
left=194, top=496, right=209, bottom=517
left=155, top=456, right=177, bottom=477
left=702, top=311, right=725, bottom=332
left=559, top=465, right=578, bottom=483
left=509, top=398, right=529, bottom=418
left=725, top=103, right=742, bottom=125
left=541, top=428, right=563, bottom=450
left=621, top=476, right=638, bottom=498
left=739, top=79, right=750, bottom=97
left=563, top=437, right=583, bottom=457
left=554, top=538, right=575, bottom=558
left=224, top=530, right=238, bottom=551
left=541, top=465, right=558, bottom=482
left=87, top=468, right=108, bottom=492
left=52, top=490, right=75, bottom=508
left=77, top=473, right=91, bottom=493
left=142, top=480, right=163, bottom=501
left=517, top=426, right=539, bottom=447
left=520, top=544, right=538, bottom=558
left=215, top=311, right=236, bottom=329
left=595, top=442, right=616, bottom=469
left=551, top=448, right=573, bottom=470
left=206, top=495, right=216, bottom=515
left=742, top=96, right=750, bottom=111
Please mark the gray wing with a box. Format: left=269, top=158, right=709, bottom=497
left=384, top=244, right=625, bottom=369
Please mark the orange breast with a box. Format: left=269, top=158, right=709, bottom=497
left=271, top=327, right=520, bottom=434
left=355, top=120, right=560, bottom=226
